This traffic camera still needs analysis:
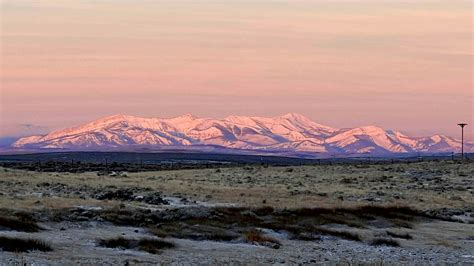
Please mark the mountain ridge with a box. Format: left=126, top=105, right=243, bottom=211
left=12, top=113, right=473, bottom=155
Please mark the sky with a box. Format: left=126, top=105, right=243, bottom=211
left=0, top=0, right=472, bottom=140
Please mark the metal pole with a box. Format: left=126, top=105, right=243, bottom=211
left=458, top=123, right=467, bottom=161
left=462, top=127, right=464, bottom=160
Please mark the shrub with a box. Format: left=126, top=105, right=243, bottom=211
left=244, top=230, right=281, bottom=249
left=98, top=237, right=131, bottom=249
left=137, top=238, right=175, bottom=254
left=0, top=216, right=42, bottom=232
left=370, top=238, right=400, bottom=247
left=98, top=237, right=175, bottom=254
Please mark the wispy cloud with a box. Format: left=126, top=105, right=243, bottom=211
left=0, top=124, right=50, bottom=138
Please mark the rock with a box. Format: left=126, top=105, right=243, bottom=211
left=142, top=192, right=169, bottom=205
left=449, top=196, right=464, bottom=201
left=95, top=188, right=135, bottom=201
left=161, top=207, right=213, bottom=221
left=75, top=216, right=90, bottom=222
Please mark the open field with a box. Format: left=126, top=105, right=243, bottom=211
left=0, top=160, right=473, bottom=264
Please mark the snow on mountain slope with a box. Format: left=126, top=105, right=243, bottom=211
left=12, top=114, right=473, bottom=154
left=326, top=126, right=413, bottom=153
left=415, top=135, right=463, bottom=152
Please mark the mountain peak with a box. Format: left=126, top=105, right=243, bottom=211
left=167, top=114, right=198, bottom=122
left=177, top=113, right=197, bottom=119
left=97, top=114, right=135, bottom=122
left=280, top=112, right=309, bottom=120
left=357, top=125, right=386, bottom=133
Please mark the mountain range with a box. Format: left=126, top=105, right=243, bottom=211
left=12, top=113, right=472, bottom=156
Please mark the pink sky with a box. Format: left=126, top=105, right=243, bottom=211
left=0, top=0, right=472, bottom=140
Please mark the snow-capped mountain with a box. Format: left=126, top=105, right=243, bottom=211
left=12, top=113, right=473, bottom=155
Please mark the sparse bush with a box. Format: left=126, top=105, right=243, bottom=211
left=391, top=218, right=414, bottom=229
left=0, top=237, right=52, bottom=252
left=150, top=223, right=240, bottom=242
left=0, top=215, right=42, bottom=232
left=137, top=238, right=175, bottom=254
left=370, top=238, right=400, bottom=247
left=244, top=230, right=280, bottom=249
left=314, top=227, right=361, bottom=241
left=386, top=230, right=412, bottom=240
left=98, top=237, right=131, bottom=249
left=292, top=232, right=322, bottom=241
left=253, top=206, right=274, bottom=216
left=340, top=177, right=353, bottom=184
left=98, top=237, right=175, bottom=254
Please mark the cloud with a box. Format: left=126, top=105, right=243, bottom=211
left=0, top=124, right=50, bottom=138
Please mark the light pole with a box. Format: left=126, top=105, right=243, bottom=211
left=457, top=123, right=467, bottom=160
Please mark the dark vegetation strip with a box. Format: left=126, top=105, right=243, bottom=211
left=98, top=237, right=175, bottom=254
left=370, top=238, right=400, bottom=247
left=83, top=205, right=425, bottom=244
left=6, top=204, right=425, bottom=247
left=47, top=205, right=428, bottom=228
left=0, top=236, right=52, bottom=252
left=0, top=210, right=42, bottom=232
left=386, top=230, right=413, bottom=240
left=243, top=230, right=281, bottom=249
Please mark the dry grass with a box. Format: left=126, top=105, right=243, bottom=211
left=244, top=230, right=280, bottom=249
left=137, top=238, right=175, bottom=254
left=314, top=227, right=361, bottom=241
left=98, top=237, right=175, bottom=254
left=0, top=162, right=471, bottom=254
left=98, top=237, right=130, bottom=249
left=0, top=161, right=472, bottom=211
left=141, top=205, right=422, bottom=246
left=370, top=238, right=400, bottom=247
left=0, top=236, right=52, bottom=252
left=386, top=230, right=413, bottom=240
left=0, top=211, right=42, bottom=232
left=151, top=224, right=239, bottom=242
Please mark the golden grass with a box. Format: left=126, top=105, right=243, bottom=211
left=0, top=161, right=472, bottom=211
